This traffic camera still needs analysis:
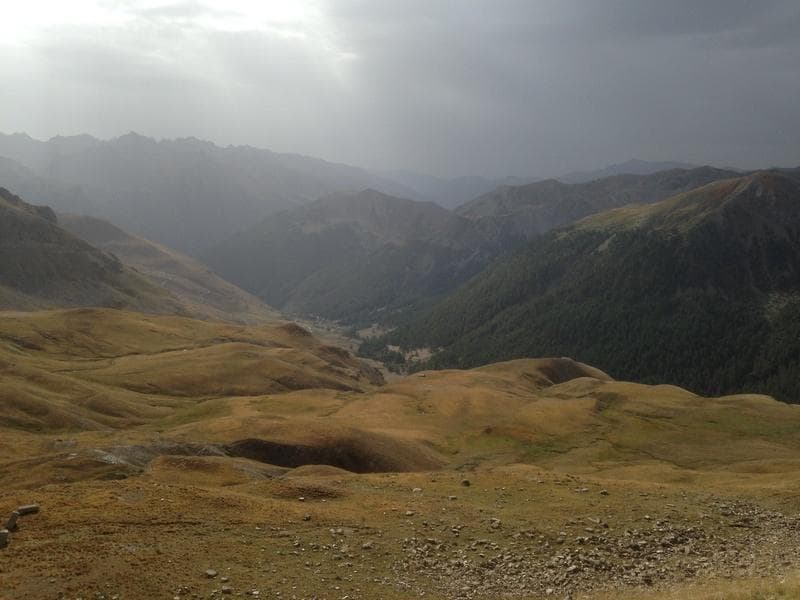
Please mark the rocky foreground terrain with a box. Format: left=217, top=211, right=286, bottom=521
left=3, top=466, right=800, bottom=600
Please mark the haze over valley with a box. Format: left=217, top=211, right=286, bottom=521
left=2, top=2, right=800, bottom=599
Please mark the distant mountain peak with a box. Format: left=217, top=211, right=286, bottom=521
left=114, top=131, right=157, bottom=145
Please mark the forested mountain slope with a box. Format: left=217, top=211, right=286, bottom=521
left=368, top=171, right=800, bottom=402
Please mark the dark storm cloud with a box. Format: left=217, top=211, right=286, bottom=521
left=322, top=0, right=800, bottom=175
left=0, top=0, right=798, bottom=177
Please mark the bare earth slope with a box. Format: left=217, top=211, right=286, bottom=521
left=3, top=309, right=800, bottom=599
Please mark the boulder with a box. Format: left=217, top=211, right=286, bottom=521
left=5, top=511, right=19, bottom=531
left=17, top=505, right=40, bottom=516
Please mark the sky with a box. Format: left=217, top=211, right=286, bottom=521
left=0, top=0, right=798, bottom=178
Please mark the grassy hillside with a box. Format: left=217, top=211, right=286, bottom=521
left=0, top=308, right=383, bottom=433
left=205, top=189, right=501, bottom=324
left=368, top=172, right=800, bottom=402
left=0, top=187, right=185, bottom=314
left=59, top=213, right=279, bottom=324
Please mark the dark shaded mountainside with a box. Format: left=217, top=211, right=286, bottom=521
left=366, top=171, right=800, bottom=402
left=59, top=214, right=278, bottom=324
left=457, top=166, right=739, bottom=243
left=0, top=187, right=184, bottom=313
left=0, top=132, right=415, bottom=255
left=205, top=189, right=501, bottom=324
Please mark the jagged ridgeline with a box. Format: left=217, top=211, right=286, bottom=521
left=368, top=172, right=800, bottom=402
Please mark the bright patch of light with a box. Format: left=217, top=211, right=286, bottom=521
left=0, top=0, right=325, bottom=43
left=0, top=1, right=127, bottom=42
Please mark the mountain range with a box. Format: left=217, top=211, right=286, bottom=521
left=204, top=166, right=746, bottom=325
left=0, top=132, right=416, bottom=255
left=1, top=134, right=716, bottom=258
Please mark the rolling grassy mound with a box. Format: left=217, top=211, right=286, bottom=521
left=0, top=308, right=383, bottom=433
left=2, top=309, right=798, bottom=480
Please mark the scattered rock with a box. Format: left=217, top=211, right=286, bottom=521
left=392, top=495, right=797, bottom=599
left=17, top=505, right=40, bottom=516
left=221, top=585, right=233, bottom=594
left=0, top=529, right=9, bottom=549
left=461, top=479, right=471, bottom=487
left=204, top=569, right=218, bottom=579
left=5, top=511, right=20, bottom=531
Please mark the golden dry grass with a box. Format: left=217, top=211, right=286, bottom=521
left=4, top=308, right=800, bottom=599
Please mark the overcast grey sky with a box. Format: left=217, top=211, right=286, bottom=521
left=1, top=0, right=798, bottom=177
